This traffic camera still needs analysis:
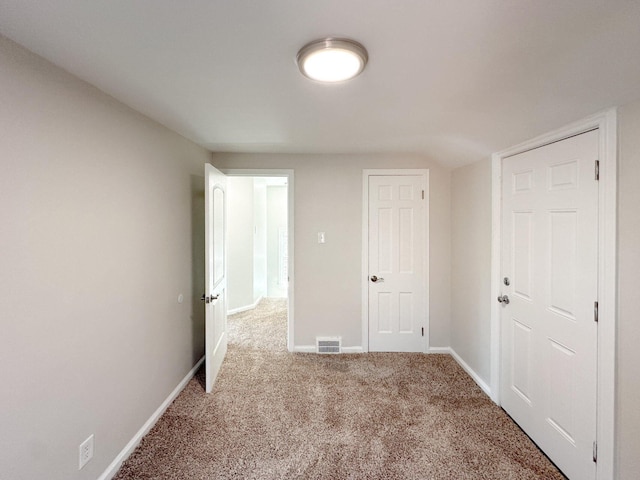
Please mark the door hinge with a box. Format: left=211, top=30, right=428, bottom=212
left=421, top=327, right=424, bottom=337
left=594, top=301, right=599, bottom=323
left=593, top=440, right=598, bottom=463
left=422, top=190, right=425, bottom=200
left=595, top=160, right=600, bottom=181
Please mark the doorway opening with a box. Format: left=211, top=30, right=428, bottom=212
left=224, top=170, right=294, bottom=351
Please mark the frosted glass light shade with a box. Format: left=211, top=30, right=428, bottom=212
left=297, top=38, right=368, bottom=83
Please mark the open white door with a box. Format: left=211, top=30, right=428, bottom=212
left=205, top=164, right=228, bottom=393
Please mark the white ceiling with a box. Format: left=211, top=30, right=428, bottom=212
left=1, top=0, right=640, bottom=167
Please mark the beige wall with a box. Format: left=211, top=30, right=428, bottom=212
left=0, top=36, right=209, bottom=480
left=616, top=100, right=640, bottom=480
left=211, top=153, right=451, bottom=348
left=266, top=185, right=288, bottom=298
left=227, top=177, right=256, bottom=310
left=450, top=158, right=492, bottom=382
left=252, top=180, right=268, bottom=300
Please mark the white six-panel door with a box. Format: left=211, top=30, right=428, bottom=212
left=368, top=174, right=426, bottom=352
left=500, top=130, right=599, bottom=479
left=205, top=164, right=228, bottom=393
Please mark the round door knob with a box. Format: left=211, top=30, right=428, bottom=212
left=371, top=275, right=378, bottom=282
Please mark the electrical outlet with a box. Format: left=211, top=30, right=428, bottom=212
left=79, top=434, right=94, bottom=470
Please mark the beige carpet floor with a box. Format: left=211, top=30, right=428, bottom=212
left=114, top=299, right=565, bottom=479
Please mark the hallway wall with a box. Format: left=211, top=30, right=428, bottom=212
left=0, top=35, right=209, bottom=480
left=616, top=99, right=640, bottom=480
left=450, top=158, right=492, bottom=383
left=211, top=152, right=451, bottom=349
left=227, top=177, right=256, bottom=311
left=266, top=185, right=288, bottom=298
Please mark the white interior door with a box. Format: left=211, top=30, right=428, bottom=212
left=368, top=174, right=426, bottom=352
left=205, top=164, right=228, bottom=393
left=500, top=130, right=599, bottom=479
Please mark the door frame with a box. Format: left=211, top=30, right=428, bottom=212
left=221, top=168, right=295, bottom=352
left=361, top=169, right=430, bottom=353
left=490, top=109, right=617, bottom=478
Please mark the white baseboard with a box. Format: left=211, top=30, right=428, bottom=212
left=448, top=348, right=492, bottom=397
left=227, top=296, right=262, bottom=316
left=427, top=346, right=452, bottom=354
left=293, top=345, right=316, bottom=353
left=98, top=356, right=205, bottom=480
left=293, top=345, right=364, bottom=354
left=341, top=346, right=364, bottom=354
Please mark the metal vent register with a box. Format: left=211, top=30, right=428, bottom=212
left=316, top=337, right=341, bottom=354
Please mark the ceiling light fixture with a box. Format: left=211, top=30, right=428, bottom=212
left=296, top=38, right=368, bottom=83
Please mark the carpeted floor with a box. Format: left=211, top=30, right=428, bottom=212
left=114, top=299, right=565, bottom=479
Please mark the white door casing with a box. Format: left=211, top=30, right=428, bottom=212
left=205, top=164, right=228, bottom=393
left=500, top=131, right=599, bottom=479
left=366, top=172, right=428, bottom=352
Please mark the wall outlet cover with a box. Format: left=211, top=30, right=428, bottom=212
left=79, top=434, right=94, bottom=470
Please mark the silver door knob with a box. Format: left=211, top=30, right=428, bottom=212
left=371, top=275, right=384, bottom=283
left=497, top=295, right=510, bottom=305
left=202, top=294, right=219, bottom=304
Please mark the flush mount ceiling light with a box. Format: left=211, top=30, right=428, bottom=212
left=296, top=38, right=368, bottom=83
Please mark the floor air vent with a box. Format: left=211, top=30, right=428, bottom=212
left=316, top=337, right=341, bottom=354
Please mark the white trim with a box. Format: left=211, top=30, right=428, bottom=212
left=98, top=356, right=205, bottom=480
left=490, top=153, right=502, bottom=403
left=294, top=345, right=364, bottom=354
left=221, top=169, right=295, bottom=352
left=427, top=346, right=451, bottom=354
left=361, top=169, right=430, bottom=353
left=227, top=295, right=262, bottom=316
left=361, top=172, right=368, bottom=351
left=341, top=346, right=364, bottom=354
left=490, top=108, right=617, bottom=479
left=449, top=348, right=492, bottom=397
left=293, top=345, right=316, bottom=353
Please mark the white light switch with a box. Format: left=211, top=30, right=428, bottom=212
left=318, top=232, right=326, bottom=244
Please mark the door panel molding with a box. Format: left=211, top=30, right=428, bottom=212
left=362, top=169, right=430, bottom=352
left=490, top=109, right=617, bottom=479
